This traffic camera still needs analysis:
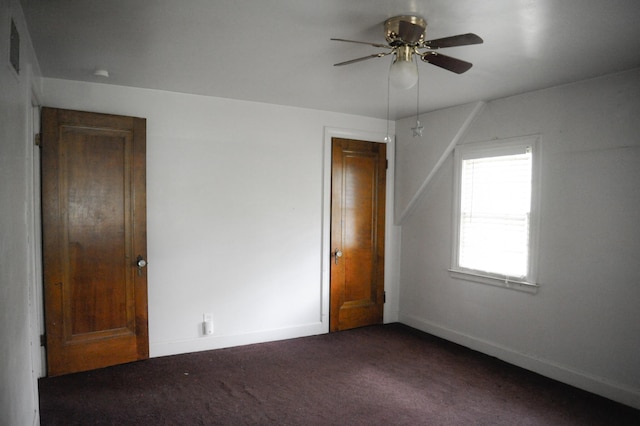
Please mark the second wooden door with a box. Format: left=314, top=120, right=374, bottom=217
left=330, top=138, right=386, bottom=332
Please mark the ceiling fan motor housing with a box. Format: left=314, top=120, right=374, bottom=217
left=384, top=15, right=427, bottom=46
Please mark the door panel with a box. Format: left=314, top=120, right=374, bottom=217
left=330, top=138, right=386, bottom=332
left=42, top=108, right=148, bottom=376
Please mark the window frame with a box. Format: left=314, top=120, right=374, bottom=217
left=450, top=135, right=541, bottom=293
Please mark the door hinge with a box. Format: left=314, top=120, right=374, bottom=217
left=383, top=291, right=386, bottom=303
left=385, top=159, right=388, bottom=169
left=34, top=133, right=41, bottom=147
left=40, top=334, right=46, bottom=347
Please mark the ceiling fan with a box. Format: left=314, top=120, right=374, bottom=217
left=332, top=15, right=483, bottom=89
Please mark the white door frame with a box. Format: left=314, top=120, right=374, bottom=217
left=321, top=126, right=400, bottom=332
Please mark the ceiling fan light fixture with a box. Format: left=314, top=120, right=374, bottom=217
left=389, top=46, right=418, bottom=90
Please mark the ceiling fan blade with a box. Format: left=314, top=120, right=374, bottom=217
left=424, top=33, right=483, bottom=49
left=334, top=52, right=391, bottom=66
left=420, top=52, right=473, bottom=74
left=331, top=38, right=390, bottom=49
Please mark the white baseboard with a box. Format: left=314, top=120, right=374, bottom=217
left=399, top=313, right=640, bottom=410
left=149, top=321, right=326, bottom=358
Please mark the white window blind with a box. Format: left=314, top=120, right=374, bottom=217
left=458, top=148, right=532, bottom=279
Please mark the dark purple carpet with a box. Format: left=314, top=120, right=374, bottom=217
left=39, top=323, right=639, bottom=425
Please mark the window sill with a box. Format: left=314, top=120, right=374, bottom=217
left=448, top=269, right=539, bottom=294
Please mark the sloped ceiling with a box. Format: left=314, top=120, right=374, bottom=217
left=19, top=0, right=640, bottom=119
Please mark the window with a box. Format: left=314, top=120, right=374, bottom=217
left=451, top=136, right=539, bottom=292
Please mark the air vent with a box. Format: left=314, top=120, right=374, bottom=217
left=10, top=18, right=20, bottom=75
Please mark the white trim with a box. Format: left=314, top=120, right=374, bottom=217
left=396, top=101, right=485, bottom=225
left=321, top=127, right=396, bottom=330
left=150, top=321, right=325, bottom=358
left=451, top=134, right=541, bottom=289
left=448, top=269, right=539, bottom=294
left=399, top=313, right=640, bottom=410
left=28, top=100, right=45, bottom=378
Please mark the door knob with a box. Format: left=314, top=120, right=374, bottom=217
left=333, top=249, right=343, bottom=265
left=136, top=255, right=147, bottom=268
left=136, top=255, right=147, bottom=276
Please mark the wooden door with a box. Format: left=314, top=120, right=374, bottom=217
left=41, top=107, right=148, bottom=376
left=330, top=138, right=386, bottom=332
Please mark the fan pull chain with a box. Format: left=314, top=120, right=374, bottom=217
left=384, top=70, right=392, bottom=143
left=412, top=55, right=424, bottom=137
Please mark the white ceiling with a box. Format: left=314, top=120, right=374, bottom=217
left=20, top=0, right=640, bottom=119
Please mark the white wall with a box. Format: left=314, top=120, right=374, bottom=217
left=0, top=0, right=42, bottom=425
left=42, top=78, right=400, bottom=357
left=394, top=101, right=484, bottom=224
left=396, top=68, right=640, bottom=409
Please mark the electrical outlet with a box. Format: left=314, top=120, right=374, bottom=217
left=203, top=313, right=214, bottom=335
